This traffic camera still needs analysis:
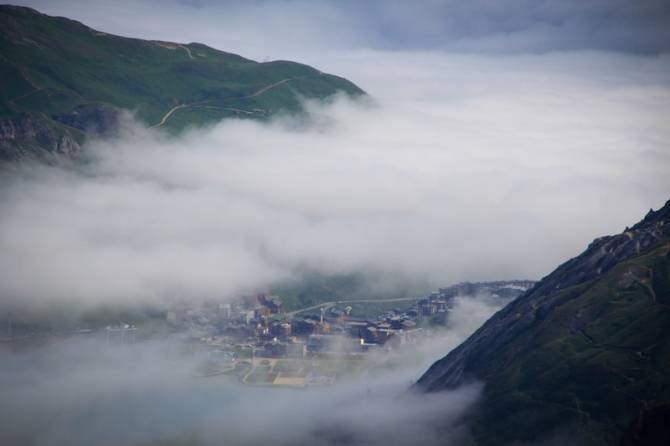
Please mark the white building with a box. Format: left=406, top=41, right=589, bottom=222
left=105, top=324, right=137, bottom=345
left=218, top=303, right=231, bottom=319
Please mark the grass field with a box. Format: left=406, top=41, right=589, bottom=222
left=241, top=356, right=374, bottom=387
left=246, top=372, right=278, bottom=384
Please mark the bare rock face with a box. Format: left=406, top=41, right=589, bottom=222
left=619, top=405, right=670, bottom=446
left=0, top=113, right=81, bottom=162
left=414, top=199, right=670, bottom=392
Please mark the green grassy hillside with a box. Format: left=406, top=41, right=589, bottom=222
left=0, top=5, right=365, bottom=160
left=416, top=201, right=670, bottom=445
left=468, top=239, right=670, bottom=445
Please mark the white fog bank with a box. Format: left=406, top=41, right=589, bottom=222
left=0, top=51, right=669, bottom=307
left=0, top=297, right=498, bottom=446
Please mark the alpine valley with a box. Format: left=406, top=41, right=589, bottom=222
left=1, top=4, right=669, bottom=446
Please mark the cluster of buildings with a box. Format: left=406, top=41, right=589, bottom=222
left=104, top=323, right=137, bottom=345
left=0, top=280, right=537, bottom=350
left=177, top=292, right=451, bottom=359
left=166, top=281, right=537, bottom=359
left=243, top=309, right=426, bottom=358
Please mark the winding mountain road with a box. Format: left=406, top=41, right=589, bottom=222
left=284, top=296, right=419, bottom=318
left=149, top=73, right=322, bottom=129
left=4, top=57, right=42, bottom=105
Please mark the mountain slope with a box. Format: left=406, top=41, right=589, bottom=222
left=415, top=201, right=670, bottom=445
left=0, top=5, right=365, bottom=162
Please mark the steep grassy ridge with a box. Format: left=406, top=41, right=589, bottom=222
left=0, top=5, right=364, bottom=161
left=470, top=244, right=670, bottom=444
left=416, top=201, right=670, bottom=445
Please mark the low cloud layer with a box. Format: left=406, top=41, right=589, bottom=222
left=1, top=51, right=669, bottom=307
left=0, top=297, right=497, bottom=446
left=0, top=338, right=481, bottom=446
left=2, top=4, right=668, bottom=446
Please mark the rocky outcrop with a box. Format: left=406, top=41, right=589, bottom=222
left=415, top=199, right=670, bottom=392
left=0, top=113, right=81, bottom=162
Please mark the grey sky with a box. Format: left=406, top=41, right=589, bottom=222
left=12, top=0, right=670, bottom=59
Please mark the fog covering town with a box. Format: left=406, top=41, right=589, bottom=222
left=2, top=0, right=670, bottom=445
left=0, top=292, right=508, bottom=446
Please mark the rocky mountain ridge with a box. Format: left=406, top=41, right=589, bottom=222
left=417, top=201, right=670, bottom=391
left=415, top=200, right=670, bottom=445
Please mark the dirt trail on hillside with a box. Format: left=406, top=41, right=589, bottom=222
left=3, top=57, right=42, bottom=105
left=178, top=45, right=195, bottom=59
left=284, top=297, right=418, bottom=317
left=149, top=73, right=322, bottom=129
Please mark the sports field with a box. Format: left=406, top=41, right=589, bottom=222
left=243, top=358, right=365, bottom=387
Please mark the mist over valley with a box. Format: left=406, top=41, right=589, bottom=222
left=1, top=2, right=670, bottom=445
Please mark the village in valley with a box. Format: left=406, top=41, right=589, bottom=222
left=165, top=280, right=535, bottom=388
left=0, top=280, right=535, bottom=389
